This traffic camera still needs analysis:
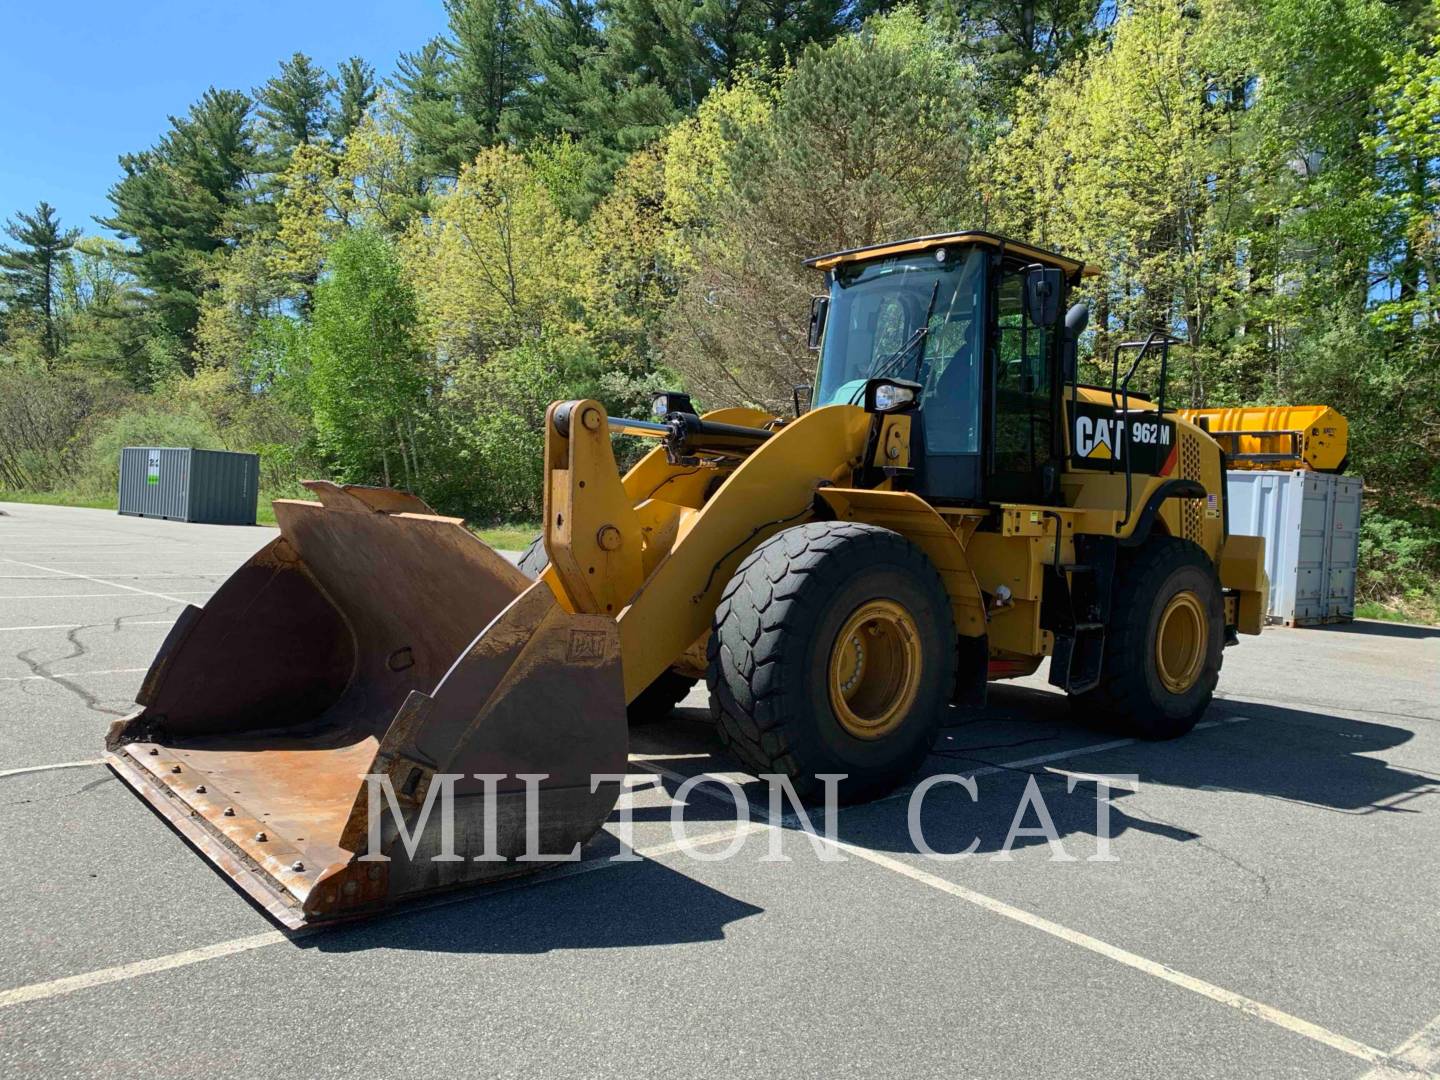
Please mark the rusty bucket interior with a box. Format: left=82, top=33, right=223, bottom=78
left=106, top=482, right=627, bottom=927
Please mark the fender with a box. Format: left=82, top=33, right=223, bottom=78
left=1119, top=479, right=1206, bottom=548
left=812, top=487, right=987, bottom=639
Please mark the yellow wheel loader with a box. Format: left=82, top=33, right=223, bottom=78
left=107, top=231, right=1270, bottom=927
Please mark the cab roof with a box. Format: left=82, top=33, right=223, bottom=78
left=804, top=230, right=1100, bottom=278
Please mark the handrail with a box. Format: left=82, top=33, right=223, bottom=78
left=1108, top=332, right=1183, bottom=529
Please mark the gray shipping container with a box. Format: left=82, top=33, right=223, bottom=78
left=1225, top=469, right=1362, bottom=626
left=118, top=447, right=260, bottom=525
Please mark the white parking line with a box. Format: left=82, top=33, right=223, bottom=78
left=857, top=715, right=1248, bottom=817
left=0, top=821, right=765, bottom=1011
left=0, top=668, right=147, bottom=684
left=1359, top=1011, right=1440, bottom=1078
left=824, top=841, right=1389, bottom=1066
left=0, top=622, right=172, bottom=633
left=0, top=932, right=289, bottom=1008
left=0, top=591, right=213, bottom=600
left=0, top=558, right=191, bottom=605
left=0, top=573, right=232, bottom=580
left=0, top=759, right=106, bottom=779
left=640, top=730, right=1397, bottom=1071
left=0, top=716, right=1411, bottom=1068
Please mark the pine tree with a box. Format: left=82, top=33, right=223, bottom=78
left=447, top=0, right=533, bottom=147
left=0, top=201, right=80, bottom=361
left=392, top=39, right=470, bottom=179
left=330, top=57, right=378, bottom=145
left=255, top=53, right=334, bottom=161
left=101, top=88, right=259, bottom=360
left=509, top=0, right=605, bottom=141
left=507, top=0, right=679, bottom=196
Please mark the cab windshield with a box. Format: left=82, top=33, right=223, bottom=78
left=814, top=248, right=984, bottom=454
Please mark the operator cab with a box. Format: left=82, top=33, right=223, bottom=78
left=806, top=231, right=1094, bottom=506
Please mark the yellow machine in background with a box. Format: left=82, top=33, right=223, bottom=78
left=108, top=231, right=1276, bottom=927
left=1178, top=404, right=1348, bottom=473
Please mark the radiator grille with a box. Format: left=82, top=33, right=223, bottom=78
left=1180, top=435, right=1204, bottom=543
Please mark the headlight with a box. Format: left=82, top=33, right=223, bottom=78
left=865, top=378, right=922, bottom=413
left=651, top=391, right=695, bottom=418
left=874, top=383, right=916, bottom=411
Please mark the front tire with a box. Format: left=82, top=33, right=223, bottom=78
left=1071, top=537, right=1223, bottom=739
left=707, top=522, right=956, bottom=802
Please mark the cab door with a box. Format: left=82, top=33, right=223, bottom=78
left=986, top=261, right=1061, bottom=504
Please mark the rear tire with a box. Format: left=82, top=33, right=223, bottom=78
left=516, top=534, right=696, bottom=724
left=707, top=521, right=956, bottom=802
left=1070, top=537, right=1223, bottom=739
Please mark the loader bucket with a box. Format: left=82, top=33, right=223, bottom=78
left=105, top=482, right=627, bottom=928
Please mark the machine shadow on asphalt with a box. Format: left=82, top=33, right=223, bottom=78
left=1317, top=620, right=1440, bottom=641
left=298, top=855, right=766, bottom=956
left=628, top=686, right=1438, bottom=864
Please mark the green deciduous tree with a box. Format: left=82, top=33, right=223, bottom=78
left=308, top=228, right=429, bottom=488
left=666, top=12, right=984, bottom=408
left=402, top=145, right=581, bottom=361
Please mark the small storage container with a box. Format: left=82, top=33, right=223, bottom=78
left=118, top=447, right=260, bottom=525
left=1225, top=469, right=1362, bottom=626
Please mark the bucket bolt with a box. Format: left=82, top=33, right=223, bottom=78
left=223, top=807, right=235, bottom=817
left=254, top=831, right=267, bottom=842
left=291, top=861, right=305, bottom=873
left=194, top=785, right=206, bottom=794
left=170, top=765, right=181, bottom=773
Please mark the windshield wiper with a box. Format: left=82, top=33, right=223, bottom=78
left=849, top=280, right=941, bottom=403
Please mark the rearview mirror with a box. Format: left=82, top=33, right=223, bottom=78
left=1061, top=303, right=1089, bottom=382
left=1023, top=266, right=1063, bottom=327
left=807, top=296, right=829, bottom=350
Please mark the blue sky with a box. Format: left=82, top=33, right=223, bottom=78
left=0, top=1, right=449, bottom=236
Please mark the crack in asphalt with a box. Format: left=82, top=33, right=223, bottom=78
left=1, top=773, right=115, bottom=808
left=939, top=750, right=1277, bottom=897
left=12, top=608, right=177, bottom=719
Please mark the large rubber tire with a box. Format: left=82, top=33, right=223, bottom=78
left=516, top=535, right=549, bottom=580
left=515, top=535, right=696, bottom=724
left=1070, top=537, right=1224, bottom=739
left=707, top=521, right=956, bottom=802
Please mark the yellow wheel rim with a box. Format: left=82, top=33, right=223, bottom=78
left=1156, top=590, right=1207, bottom=694
left=828, top=599, right=923, bottom=740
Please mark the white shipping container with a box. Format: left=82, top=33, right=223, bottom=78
left=1224, top=469, right=1362, bottom=626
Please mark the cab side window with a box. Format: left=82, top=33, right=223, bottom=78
left=992, top=268, right=1054, bottom=483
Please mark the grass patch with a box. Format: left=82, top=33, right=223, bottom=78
left=2, top=487, right=283, bottom=527
left=469, top=523, right=538, bottom=551
left=0, top=488, right=117, bottom=511
left=1355, top=598, right=1440, bottom=626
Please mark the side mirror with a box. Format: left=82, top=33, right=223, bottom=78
left=1023, top=266, right=1063, bottom=327
left=807, top=296, right=829, bottom=351
left=792, top=384, right=812, bottom=416
left=1061, top=303, right=1089, bottom=382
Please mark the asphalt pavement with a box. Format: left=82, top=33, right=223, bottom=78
left=1, top=501, right=1438, bottom=1079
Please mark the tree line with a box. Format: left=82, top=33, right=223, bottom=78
left=1, top=0, right=1437, bottom=617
